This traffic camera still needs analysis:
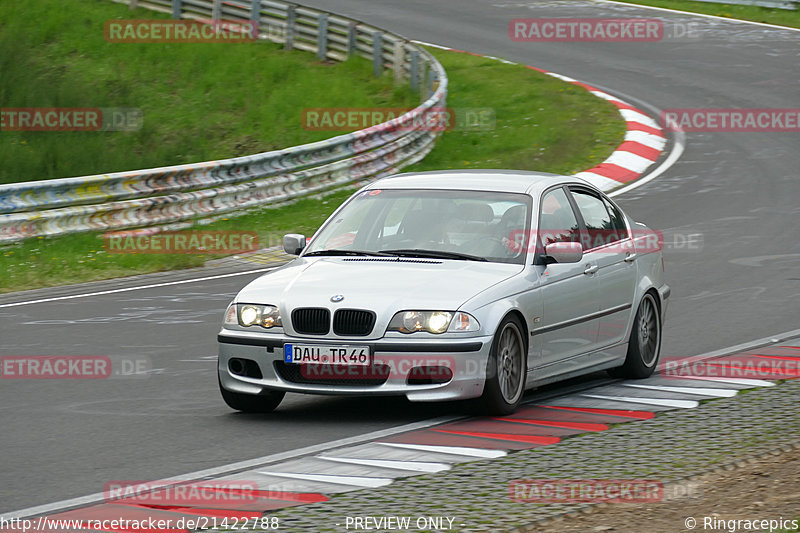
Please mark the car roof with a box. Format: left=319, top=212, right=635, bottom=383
left=368, top=169, right=594, bottom=196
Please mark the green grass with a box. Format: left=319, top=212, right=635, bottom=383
left=612, top=0, right=800, bottom=28
left=0, top=10, right=627, bottom=293
left=0, top=0, right=416, bottom=183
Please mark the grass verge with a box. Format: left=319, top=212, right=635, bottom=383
left=0, top=40, right=627, bottom=293
left=0, top=0, right=416, bottom=183
left=611, top=0, right=800, bottom=28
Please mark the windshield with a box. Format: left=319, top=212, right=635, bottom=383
left=303, top=188, right=532, bottom=264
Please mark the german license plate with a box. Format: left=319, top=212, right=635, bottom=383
left=283, top=344, right=371, bottom=366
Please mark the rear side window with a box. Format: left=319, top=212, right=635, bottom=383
left=603, top=197, right=629, bottom=240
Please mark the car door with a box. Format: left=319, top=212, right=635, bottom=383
left=568, top=187, right=637, bottom=348
left=532, top=186, right=601, bottom=374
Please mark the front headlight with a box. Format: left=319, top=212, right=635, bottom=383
left=388, top=311, right=479, bottom=334
left=224, top=303, right=282, bottom=329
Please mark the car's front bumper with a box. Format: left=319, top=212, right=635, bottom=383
left=218, top=331, right=494, bottom=401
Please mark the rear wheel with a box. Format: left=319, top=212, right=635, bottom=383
left=479, top=315, right=527, bottom=415
left=609, top=292, right=661, bottom=379
left=219, top=378, right=285, bottom=413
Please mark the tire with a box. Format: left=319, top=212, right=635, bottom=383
left=219, top=378, right=285, bottom=413
left=609, top=292, right=662, bottom=379
left=479, top=315, right=527, bottom=415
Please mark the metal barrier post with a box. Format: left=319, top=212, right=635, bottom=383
left=346, top=22, right=356, bottom=57
left=317, top=14, right=328, bottom=60
left=212, top=0, right=221, bottom=21
left=409, top=50, right=419, bottom=93
left=372, top=32, right=383, bottom=77
left=285, top=5, right=295, bottom=50
left=250, top=0, right=261, bottom=40
left=393, top=40, right=404, bottom=84
left=171, top=0, right=181, bottom=19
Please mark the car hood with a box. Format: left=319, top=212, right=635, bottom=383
left=236, top=257, right=521, bottom=315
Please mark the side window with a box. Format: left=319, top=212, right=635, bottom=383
left=570, top=189, right=621, bottom=250
left=538, top=188, right=580, bottom=246
left=603, top=197, right=629, bottom=241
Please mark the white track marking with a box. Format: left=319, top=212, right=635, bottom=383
left=377, top=443, right=506, bottom=459
left=0, top=268, right=277, bottom=308
left=258, top=472, right=393, bottom=488
left=621, top=383, right=738, bottom=398
left=625, top=130, right=667, bottom=149
left=605, top=150, right=658, bottom=171
left=609, top=126, right=685, bottom=197
left=545, top=72, right=578, bottom=83
left=318, top=456, right=450, bottom=473
left=581, top=394, right=699, bottom=408
left=574, top=171, right=627, bottom=191
left=595, top=0, right=800, bottom=32
left=590, top=90, right=625, bottom=103
left=620, top=109, right=660, bottom=128
left=676, top=376, right=775, bottom=387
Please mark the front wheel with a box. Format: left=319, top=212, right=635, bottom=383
left=479, top=315, right=527, bottom=415
left=609, top=292, right=662, bottom=379
left=219, top=378, right=285, bottom=413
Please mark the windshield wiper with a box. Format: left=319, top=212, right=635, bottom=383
left=304, top=249, right=395, bottom=257
left=378, top=249, right=488, bottom=262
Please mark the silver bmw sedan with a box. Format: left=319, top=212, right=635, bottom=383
left=218, top=170, right=670, bottom=415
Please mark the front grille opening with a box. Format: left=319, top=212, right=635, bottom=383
left=274, top=362, right=390, bottom=386
left=407, top=365, right=453, bottom=385
left=228, top=358, right=263, bottom=379
left=291, top=308, right=330, bottom=335
left=333, top=309, right=376, bottom=336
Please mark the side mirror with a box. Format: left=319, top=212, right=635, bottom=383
left=283, top=234, right=306, bottom=255
left=545, top=241, right=583, bottom=264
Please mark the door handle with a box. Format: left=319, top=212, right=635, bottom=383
left=624, top=253, right=638, bottom=263
left=583, top=264, right=599, bottom=275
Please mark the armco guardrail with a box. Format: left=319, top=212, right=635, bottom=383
left=0, top=0, right=447, bottom=243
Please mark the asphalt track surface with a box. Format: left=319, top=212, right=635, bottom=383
left=1, top=0, right=798, bottom=515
